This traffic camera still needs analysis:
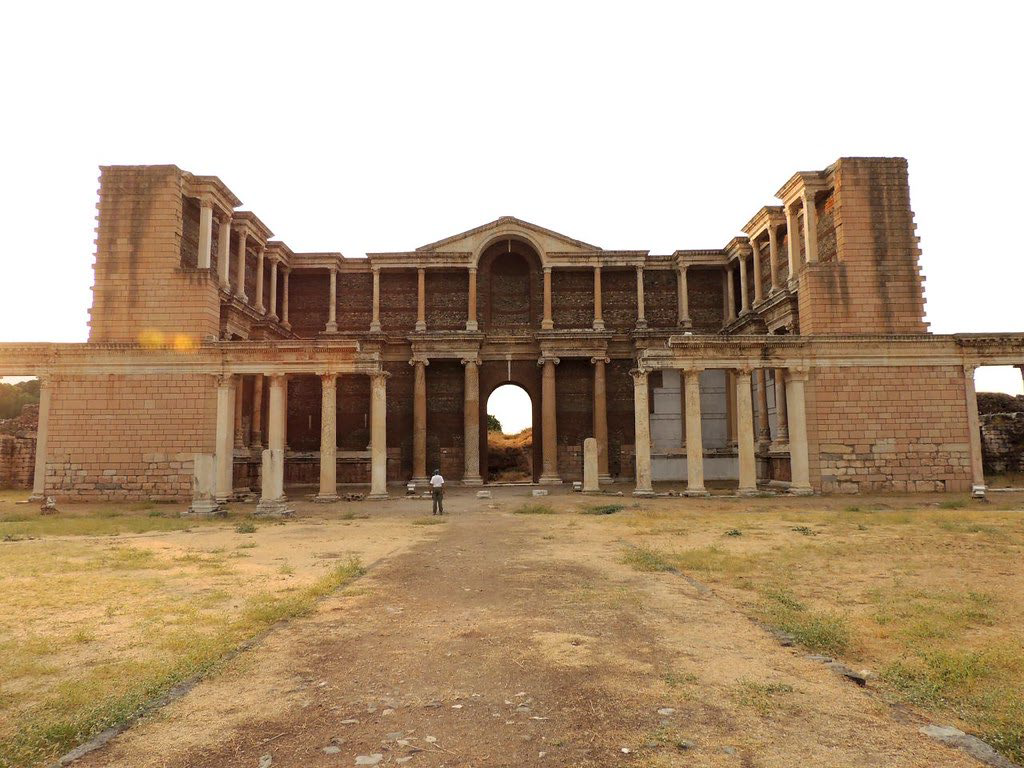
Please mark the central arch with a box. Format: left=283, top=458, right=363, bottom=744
left=478, top=239, right=544, bottom=331
left=484, top=382, right=536, bottom=483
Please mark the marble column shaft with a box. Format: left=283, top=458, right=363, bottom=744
left=736, top=370, right=756, bottom=494
left=539, top=358, right=560, bottom=482
left=684, top=370, right=706, bottom=495
left=318, top=374, right=338, bottom=500
left=632, top=370, right=653, bottom=495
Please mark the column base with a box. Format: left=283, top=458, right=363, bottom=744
left=255, top=498, right=293, bottom=516
left=465, top=321, right=479, bottom=332
left=678, top=319, right=692, bottom=329
left=789, top=486, right=814, bottom=496
left=369, top=322, right=382, bottom=333
left=411, top=476, right=430, bottom=486
left=592, top=321, right=605, bottom=331
left=367, top=492, right=390, bottom=501
left=237, top=293, right=248, bottom=303
left=598, top=474, right=614, bottom=485
left=633, top=489, right=655, bottom=497
left=269, top=314, right=280, bottom=323
left=738, top=487, right=759, bottom=497
left=541, top=321, right=554, bottom=330
left=324, top=323, right=338, bottom=334
left=462, top=476, right=484, bottom=486
left=684, top=488, right=710, bottom=497
left=185, top=500, right=223, bottom=517
left=314, top=494, right=339, bottom=503
left=215, top=493, right=232, bottom=504
left=282, top=322, right=291, bottom=331
left=971, top=484, right=987, bottom=499
left=28, top=493, right=44, bottom=503
left=255, top=304, right=265, bottom=314
left=538, top=474, right=562, bottom=485
left=635, top=321, right=648, bottom=331
left=415, top=321, right=426, bottom=332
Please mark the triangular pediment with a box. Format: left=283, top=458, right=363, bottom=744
left=416, top=216, right=600, bottom=254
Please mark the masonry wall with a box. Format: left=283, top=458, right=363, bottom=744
left=0, top=436, right=35, bottom=489
left=555, top=359, right=593, bottom=480
left=45, top=375, right=216, bottom=501
left=797, top=158, right=928, bottom=335
left=806, top=365, right=972, bottom=493
left=90, top=166, right=221, bottom=343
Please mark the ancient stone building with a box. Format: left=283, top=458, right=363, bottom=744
left=1, top=157, right=1021, bottom=506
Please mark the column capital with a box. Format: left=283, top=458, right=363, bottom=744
left=734, top=366, right=754, bottom=377
left=266, top=372, right=288, bottom=384
left=317, top=372, right=339, bottom=384
left=543, top=265, right=552, bottom=274
left=590, top=356, right=610, bottom=365
left=628, top=368, right=648, bottom=382
left=369, top=370, right=391, bottom=382
left=538, top=355, right=560, bottom=366
left=460, top=356, right=481, bottom=367
left=963, top=363, right=978, bottom=376
left=409, top=356, right=430, bottom=367
left=468, top=265, right=477, bottom=274
left=787, top=367, right=810, bottom=382
left=681, top=365, right=706, bottom=375
left=213, top=373, right=235, bottom=388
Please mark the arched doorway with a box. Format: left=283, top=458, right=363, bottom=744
left=485, top=384, right=534, bottom=483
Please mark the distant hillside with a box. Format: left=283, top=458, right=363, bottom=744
left=488, top=427, right=533, bottom=482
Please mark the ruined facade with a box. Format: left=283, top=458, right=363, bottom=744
left=1, top=157, right=1021, bottom=505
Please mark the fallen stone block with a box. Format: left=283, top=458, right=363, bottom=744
left=476, top=490, right=492, bottom=499
left=920, top=725, right=1018, bottom=768
left=532, top=489, right=549, bottom=497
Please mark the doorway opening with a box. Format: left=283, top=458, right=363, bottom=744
left=486, top=384, right=533, bottom=482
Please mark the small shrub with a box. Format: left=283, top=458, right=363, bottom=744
left=791, top=526, right=817, bottom=536
left=581, top=504, right=624, bottom=516
left=938, top=499, right=967, bottom=510
left=513, top=503, right=554, bottom=515
left=725, top=528, right=742, bottom=537
left=622, top=546, right=675, bottom=573
left=235, top=521, right=257, bottom=534
left=412, top=517, right=445, bottom=526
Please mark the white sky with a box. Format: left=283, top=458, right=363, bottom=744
left=488, top=385, right=533, bottom=434
left=1, top=1, right=1021, bottom=401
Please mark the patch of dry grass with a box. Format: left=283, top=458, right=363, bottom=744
left=0, top=511, right=369, bottom=768
left=606, top=493, right=1024, bottom=763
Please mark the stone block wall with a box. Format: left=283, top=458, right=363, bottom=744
left=0, top=435, right=35, bottom=489
left=806, top=365, right=971, bottom=493
left=45, top=374, right=216, bottom=501
left=797, top=158, right=928, bottom=335
left=90, top=166, right=221, bottom=343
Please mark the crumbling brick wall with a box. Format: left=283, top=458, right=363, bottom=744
left=551, top=270, right=593, bottom=329
left=427, top=269, right=470, bottom=330
left=555, top=359, right=593, bottom=480
left=980, top=412, right=1024, bottom=475
left=643, top=268, right=678, bottom=327
left=288, top=272, right=330, bottom=337
left=427, top=361, right=466, bottom=480
left=380, top=271, right=418, bottom=332
left=606, top=360, right=636, bottom=478
left=602, top=269, right=639, bottom=330
left=688, top=268, right=725, bottom=331
left=45, top=374, right=215, bottom=501
left=807, top=365, right=972, bottom=493
left=0, top=403, right=37, bottom=489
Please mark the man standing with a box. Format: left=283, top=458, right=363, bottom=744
left=429, top=468, right=445, bottom=515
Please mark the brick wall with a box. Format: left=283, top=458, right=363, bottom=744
left=380, top=270, right=418, bottom=332
left=45, top=374, right=216, bottom=501
left=688, top=268, right=726, bottom=331
left=644, top=268, right=678, bottom=327
left=0, top=435, right=35, bottom=489
left=798, top=158, right=928, bottom=334
left=552, top=270, right=594, bottom=329
left=602, top=269, right=639, bottom=330
left=980, top=412, right=1024, bottom=475
left=288, top=272, right=330, bottom=337
left=90, top=166, right=221, bottom=343
left=337, top=272, right=373, bottom=332
left=555, top=359, right=593, bottom=479
left=427, top=361, right=466, bottom=479
left=427, top=269, right=470, bottom=330
left=806, top=365, right=971, bottom=493
left=607, top=359, right=636, bottom=478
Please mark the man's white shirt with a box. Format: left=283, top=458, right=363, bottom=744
left=430, top=474, right=444, bottom=488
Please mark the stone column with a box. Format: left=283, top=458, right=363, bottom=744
left=411, top=359, right=428, bottom=484
left=217, top=214, right=231, bottom=282
left=268, top=259, right=279, bottom=322
left=198, top=200, right=215, bottom=270
left=539, top=356, right=561, bottom=483
left=215, top=375, right=235, bottom=503
left=267, top=375, right=287, bottom=452
left=785, top=370, right=812, bottom=494
left=316, top=373, right=339, bottom=502
left=751, top=240, right=763, bottom=305
left=635, top=265, right=647, bottom=329
left=233, top=376, right=246, bottom=448
left=592, top=357, right=611, bottom=483
left=251, top=374, right=264, bottom=449
left=368, top=371, right=388, bottom=498
left=738, top=255, right=750, bottom=314
left=774, top=369, right=789, bottom=444
left=217, top=219, right=231, bottom=289
left=593, top=265, right=604, bottom=331
left=1018, top=364, right=1024, bottom=389
left=756, top=368, right=771, bottom=448
left=415, top=267, right=426, bottom=332
left=542, top=267, right=554, bottom=330
left=632, top=369, right=654, bottom=496
left=281, top=268, right=291, bottom=330
left=257, top=374, right=289, bottom=515
left=726, top=370, right=737, bottom=448
left=29, top=376, right=52, bottom=501
left=767, top=226, right=780, bottom=292
left=684, top=369, right=707, bottom=496
left=325, top=267, right=338, bottom=333
left=254, top=246, right=265, bottom=313
left=736, top=369, right=756, bottom=495
left=462, top=358, right=482, bottom=484
left=964, top=365, right=986, bottom=493
left=802, top=190, right=819, bottom=264
left=725, top=267, right=736, bottom=322
left=785, top=204, right=802, bottom=279
left=677, top=265, right=691, bottom=326
left=234, top=228, right=248, bottom=302
left=370, top=267, right=382, bottom=332
left=466, top=267, right=478, bottom=332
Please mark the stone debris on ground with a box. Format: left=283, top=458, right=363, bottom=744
left=920, top=726, right=1022, bottom=768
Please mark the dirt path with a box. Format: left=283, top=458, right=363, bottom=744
left=77, top=494, right=973, bottom=767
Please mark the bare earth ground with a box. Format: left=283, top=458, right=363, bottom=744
left=50, top=487, right=1022, bottom=768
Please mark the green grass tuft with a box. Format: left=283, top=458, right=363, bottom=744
left=621, top=546, right=675, bottom=573
left=581, top=504, right=625, bottom=516
left=513, top=503, right=555, bottom=515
